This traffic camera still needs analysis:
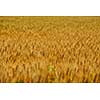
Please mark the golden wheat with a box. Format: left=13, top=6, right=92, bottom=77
left=0, top=16, right=100, bottom=83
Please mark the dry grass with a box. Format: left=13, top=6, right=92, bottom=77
left=0, top=16, right=100, bottom=83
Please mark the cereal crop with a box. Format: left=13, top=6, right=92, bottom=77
left=0, top=16, right=100, bottom=82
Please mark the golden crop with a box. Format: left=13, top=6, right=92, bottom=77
left=0, top=16, right=100, bottom=83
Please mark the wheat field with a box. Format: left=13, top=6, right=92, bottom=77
left=0, top=16, right=100, bottom=83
